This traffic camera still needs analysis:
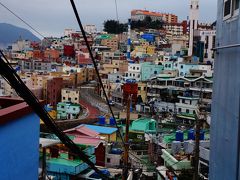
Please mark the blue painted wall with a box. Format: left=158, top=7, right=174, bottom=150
left=0, top=113, right=39, bottom=180
left=209, top=0, right=240, bottom=179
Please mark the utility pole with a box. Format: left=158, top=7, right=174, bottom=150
left=42, top=147, right=46, bottom=180
left=193, top=111, right=200, bottom=180
left=193, top=79, right=206, bottom=180
left=122, top=95, right=131, bottom=180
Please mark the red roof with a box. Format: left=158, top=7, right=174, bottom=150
left=64, top=124, right=99, bottom=137
left=78, top=57, right=92, bottom=65
left=73, top=136, right=105, bottom=147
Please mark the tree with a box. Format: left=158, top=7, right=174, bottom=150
left=103, top=20, right=127, bottom=34
left=131, top=17, right=164, bottom=30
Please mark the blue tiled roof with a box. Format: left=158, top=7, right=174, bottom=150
left=83, top=124, right=117, bottom=135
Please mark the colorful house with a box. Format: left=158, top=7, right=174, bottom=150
left=82, top=124, right=118, bottom=142
left=57, top=102, right=81, bottom=120
left=140, top=62, right=164, bottom=81
left=64, top=125, right=107, bottom=167
left=130, top=118, right=157, bottom=133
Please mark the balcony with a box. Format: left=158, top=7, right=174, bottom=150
left=147, top=92, right=161, bottom=97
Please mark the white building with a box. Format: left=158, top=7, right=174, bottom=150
left=11, top=39, right=31, bottom=52
left=188, top=0, right=199, bottom=56
left=124, top=63, right=142, bottom=82
left=175, top=96, right=199, bottom=115
left=199, top=30, right=216, bottom=62
left=164, top=23, right=184, bottom=37
left=64, top=29, right=74, bottom=37
left=84, top=25, right=97, bottom=34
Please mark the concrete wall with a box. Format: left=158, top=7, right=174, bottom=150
left=0, top=113, right=39, bottom=180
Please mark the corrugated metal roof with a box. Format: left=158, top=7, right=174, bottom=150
left=64, top=125, right=99, bottom=137
left=73, top=136, right=105, bottom=147
left=82, top=124, right=117, bottom=134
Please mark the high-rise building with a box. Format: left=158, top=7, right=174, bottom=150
left=188, top=0, right=199, bottom=56
left=210, top=0, right=240, bottom=179
left=131, top=10, right=178, bottom=23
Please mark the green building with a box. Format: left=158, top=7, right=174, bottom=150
left=141, top=62, right=164, bottom=81
left=57, top=102, right=81, bottom=120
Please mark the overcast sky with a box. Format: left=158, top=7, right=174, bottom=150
left=0, top=0, right=217, bottom=38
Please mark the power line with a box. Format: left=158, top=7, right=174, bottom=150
left=0, top=1, right=45, bottom=39
left=114, top=0, right=119, bottom=22
left=69, top=0, right=125, bottom=145
left=0, top=50, right=107, bottom=179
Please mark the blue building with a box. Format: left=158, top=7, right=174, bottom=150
left=209, top=0, right=240, bottom=179
left=0, top=97, right=40, bottom=180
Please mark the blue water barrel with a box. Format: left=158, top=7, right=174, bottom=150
left=111, top=148, right=123, bottom=154
left=176, top=130, right=184, bottom=141
left=98, top=116, right=105, bottom=125
left=200, top=130, right=205, bottom=140
left=188, top=129, right=195, bottom=140
left=109, top=117, right=116, bottom=126
left=44, top=105, right=52, bottom=112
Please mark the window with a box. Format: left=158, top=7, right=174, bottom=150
left=186, top=109, right=190, bottom=114
left=178, top=108, right=182, bottom=112
left=182, top=99, right=185, bottom=103
left=233, top=0, right=239, bottom=14
left=154, top=71, right=157, bottom=74
left=138, top=87, right=141, bottom=90
left=107, top=158, right=111, bottom=163
left=181, top=65, right=183, bottom=69
left=223, top=0, right=232, bottom=19
left=137, top=151, right=142, bottom=155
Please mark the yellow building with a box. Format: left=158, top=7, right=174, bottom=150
left=146, top=46, right=156, bottom=55
left=40, top=110, right=57, bottom=124
left=84, top=124, right=118, bottom=142
left=61, top=88, right=80, bottom=104
left=137, top=82, right=147, bottom=103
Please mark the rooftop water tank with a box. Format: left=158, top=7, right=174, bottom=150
left=200, top=130, right=205, bottom=140
left=188, top=129, right=195, bottom=140
left=109, top=117, right=116, bottom=126
left=98, top=116, right=105, bottom=125
left=110, top=148, right=122, bottom=155
left=175, top=130, right=184, bottom=142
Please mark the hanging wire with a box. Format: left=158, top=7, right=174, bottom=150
left=0, top=1, right=45, bottom=39
left=0, top=50, right=108, bottom=179
left=69, top=0, right=125, bottom=145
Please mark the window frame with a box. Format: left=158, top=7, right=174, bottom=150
left=233, top=0, right=240, bottom=16
left=223, top=0, right=233, bottom=20
left=223, top=0, right=240, bottom=20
